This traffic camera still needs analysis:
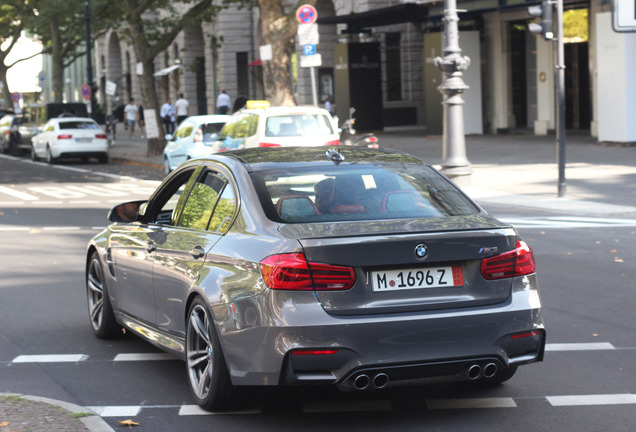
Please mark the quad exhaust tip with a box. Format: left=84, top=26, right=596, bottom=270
left=465, top=362, right=499, bottom=380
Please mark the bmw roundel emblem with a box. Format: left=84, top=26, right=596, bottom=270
left=415, top=243, right=428, bottom=258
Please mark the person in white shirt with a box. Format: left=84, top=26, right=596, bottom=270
left=124, top=98, right=139, bottom=138
left=160, top=98, right=175, bottom=134
left=175, top=93, right=189, bottom=124
left=216, top=89, right=231, bottom=114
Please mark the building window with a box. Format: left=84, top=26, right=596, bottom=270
left=386, top=33, right=402, bottom=101
left=236, top=52, right=249, bottom=98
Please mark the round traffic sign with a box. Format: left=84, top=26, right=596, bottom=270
left=11, top=92, right=20, bottom=103
left=81, top=84, right=92, bottom=100
left=296, top=4, right=318, bottom=24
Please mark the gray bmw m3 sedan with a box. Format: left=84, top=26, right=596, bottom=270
left=86, top=146, right=545, bottom=411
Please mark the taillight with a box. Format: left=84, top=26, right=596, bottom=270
left=95, top=134, right=107, bottom=139
left=260, top=253, right=356, bottom=290
left=194, top=128, right=203, bottom=143
left=480, top=240, right=536, bottom=280
left=292, top=349, right=339, bottom=356
left=324, top=139, right=340, bottom=146
left=510, top=330, right=542, bottom=340
left=259, top=142, right=281, bottom=147
left=57, top=134, right=73, bottom=140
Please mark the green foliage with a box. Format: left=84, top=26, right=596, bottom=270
left=564, top=9, right=588, bottom=42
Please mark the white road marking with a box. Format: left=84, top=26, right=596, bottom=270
left=178, top=405, right=261, bottom=415
left=501, top=216, right=636, bottom=229
left=114, top=353, right=176, bottom=361
left=11, top=354, right=88, bottom=363
left=426, top=397, right=517, bottom=409
left=546, top=342, right=616, bottom=351
left=547, top=394, right=636, bottom=407
left=87, top=406, right=142, bottom=417
left=0, top=185, right=38, bottom=201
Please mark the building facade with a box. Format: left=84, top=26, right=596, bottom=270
left=93, top=0, right=636, bottom=143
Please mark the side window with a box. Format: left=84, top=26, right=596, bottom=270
left=219, top=117, right=237, bottom=139
left=46, top=123, right=55, bottom=132
left=148, top=168, right=199, bottom=225
left=178, top=171, right=227, bottom=230
left=208, top=183, right=236, bottom=233
left=247, top=114, right=259, bottom=136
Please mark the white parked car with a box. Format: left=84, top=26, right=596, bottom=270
left=163, top=114, right=231, bottom=174
left=31, top=117, right=109, bottom=164
left=212, top=103, right=340, bottom=152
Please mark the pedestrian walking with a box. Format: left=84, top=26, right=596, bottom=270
left=124, top=98, right=138, bottom=138
left=175, top=93, right=189, bottom=125
left=161, top=98, right=175, bottom=135
left=138, top=104, right=145, bottom=138
left=233, top=93, right=248, bottom=113
left=216, top=89, right=231, bottom=114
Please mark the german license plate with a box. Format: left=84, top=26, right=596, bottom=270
left=76, top=138, right=92, bottom=143
left=372, top=265, right=463, bottom=292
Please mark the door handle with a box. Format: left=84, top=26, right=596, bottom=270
left=190, top=245, right=205, bottom=259
left=145, top=241, right=156, bottom=253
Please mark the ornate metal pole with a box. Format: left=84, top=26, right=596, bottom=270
left=84, top=0, right=96, bottom=117
left=435, top=0, right=471, bottom=178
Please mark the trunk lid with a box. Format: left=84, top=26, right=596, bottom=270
left=288, top=217, right=518, bottom=316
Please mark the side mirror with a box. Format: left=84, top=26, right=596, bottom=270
left=107, top=200, right=146, bottom=223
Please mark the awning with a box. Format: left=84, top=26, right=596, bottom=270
left=153, top=64, right=181, bottom=77
left=248, top=59, right=262, bottom=66
left=316, top=3, right=433, bottom=30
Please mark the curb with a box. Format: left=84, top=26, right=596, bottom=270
left=0, top=393, right=114, bottom=432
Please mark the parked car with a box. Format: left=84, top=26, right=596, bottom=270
left=212, top=103, right=340, bottom=152
left=32, top=117, right=109, bottom=164
left=0, top=113, right=42, bottom=156
left=163, top=114, right=231, bottom=175
left=86, top=146, right=545, bottom=412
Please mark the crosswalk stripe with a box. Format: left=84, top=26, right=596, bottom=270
left=87, top=406, right=142, bottom=417
left=11, top=354, right=88, bottom=363
left=500, top=216, right=636, bottom=229
left=0, top=185, right=38, bottom=201
left=545, top=342, right=616, bottom=351
left=547, top=394, right=636, bottom=407
left=178, top=405, right=261, bottom=415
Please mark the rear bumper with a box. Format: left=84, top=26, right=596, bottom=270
left=52, top=140, right=108, bottom=158
left=215, top=274, right=544, bottom=387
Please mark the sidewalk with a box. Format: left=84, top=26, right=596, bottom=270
left=108, top=127, right=636, bottom=216
left=0, top=393, right=113, bottom=432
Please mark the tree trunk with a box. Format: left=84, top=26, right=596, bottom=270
left=0, top=66, right=11, bottom=109
left=258, top=0, right=316, bottom=106
left=138, top=58, right=165, bottom=156
left=49, top=17, right=64, bottom=102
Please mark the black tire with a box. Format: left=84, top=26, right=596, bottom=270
left=8, top=138, right=19, bottom=156
left=86, top=251, right=121, bottom=339
left=185, top=297, right=247, bottom=411
left=45, top=145, right=56, bottom=164
left=163, top=157, right=171, bottom=175
left=31, top=146, right=39, bottom=161
left=98, top=153, right=109, bottom=164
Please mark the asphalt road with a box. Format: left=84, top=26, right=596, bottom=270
left=0, top=155, right=634, bottom=432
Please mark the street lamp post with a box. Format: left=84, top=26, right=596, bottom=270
left=84, top=0, right=97, bottom=117
left=435, top=0, right=471, bottom=178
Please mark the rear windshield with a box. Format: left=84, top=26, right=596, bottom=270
left=265, top=114, right=334, bottom=137
left=251, top=164, right=479, bottom=223
left=59, top=121, right=99, bottom=130
left=201, top=122, right=225, bottom=143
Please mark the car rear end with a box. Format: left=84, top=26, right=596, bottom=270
left=256, top=107, right=340, bottom=148
left=221, top=148, right=545, bottom=389
left=52, top=118, right=109, bottom=159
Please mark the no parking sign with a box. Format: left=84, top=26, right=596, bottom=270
left=11, top=92, right=20, bottom=104
left=81, top=84, right=92, bottom=100
left=296, top=4, right=318, bottom=24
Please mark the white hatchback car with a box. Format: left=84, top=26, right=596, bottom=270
left=212, top=104, right=339, bottom=152
left=163, top=114, right=231, bottom=174
left=32, top=117, right=109, bottom=164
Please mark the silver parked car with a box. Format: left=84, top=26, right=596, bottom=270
left=86, top=147, right=545, bottom=411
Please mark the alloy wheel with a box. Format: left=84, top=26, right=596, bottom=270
left=186, top=304, right=214, bottom=400
left=87, top=257, right=105, bottom=332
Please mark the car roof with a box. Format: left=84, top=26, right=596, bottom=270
left=212, top=146, right=425, bottom=172
left=185, top=115, right=232, bottom=124
left=49, top=117, right=97, bottom=123
left=238, top=105, right=332, bottom=117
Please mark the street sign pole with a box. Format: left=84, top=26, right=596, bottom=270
left=310, top=67, right=318, bottom=106
left=556, top=0, right=566, bottom=197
